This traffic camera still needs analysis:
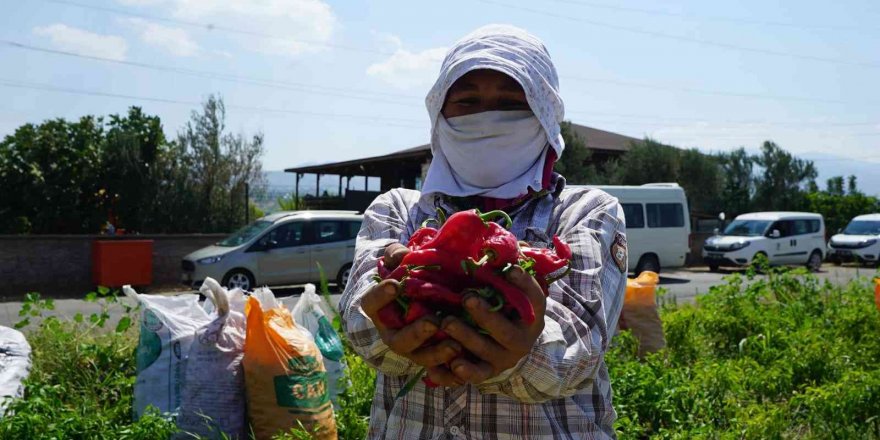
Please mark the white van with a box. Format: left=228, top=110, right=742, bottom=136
left=702, top=212, right=825, bottom=272
left=586, top=183, right=691, bottom=274
left=827, top=213, right=880, bottom=267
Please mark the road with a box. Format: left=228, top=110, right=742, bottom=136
left=2, top=264, right=876, bottom=330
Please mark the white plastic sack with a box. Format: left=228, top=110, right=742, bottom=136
left=123, top=286, right=211, bottom=419
left=0, top=326, right=31, bottom=415
left=176, top=278, right=247, bottom=439
left=291, top=284, right=348, bottom=406
left=201, top=281, right=246, bottom=317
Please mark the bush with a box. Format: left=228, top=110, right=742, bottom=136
left=3, top=269, right=878, bottom=439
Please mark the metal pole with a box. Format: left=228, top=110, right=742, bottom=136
left=316, top=174, right=321, bottom=198
left=364, top=175, right=368, bottom=191
left=295, top=173, right=300, bottom=210
left=338, top=175, right=342, bottom=197
left=245, top=182, right=249, bottom=223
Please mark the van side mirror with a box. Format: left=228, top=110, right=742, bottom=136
left=769, top=229, right=781, bottom=238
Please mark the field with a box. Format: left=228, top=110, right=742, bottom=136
left=1, top=267, right=878, bottom=439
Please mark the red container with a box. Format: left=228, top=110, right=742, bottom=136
left=874, top=278, right=880, bottom=313
left=92, top=240, right=153, bottom=287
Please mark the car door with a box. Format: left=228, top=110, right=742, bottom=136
left=309, top=220, right=357, bottom=281
left=768, top=220, right=797, bottom=264
left=254, top=221, right=312, bottom=285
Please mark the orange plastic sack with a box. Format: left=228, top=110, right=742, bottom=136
left=243, top=295, right=337, bottom=440
left=873, top=277, right=880, bottom=312
left=621, top=271, right=666, bottom=358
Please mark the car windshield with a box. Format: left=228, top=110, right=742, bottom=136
left=217, top=220, right=273, bottom=247
left=842, top=220, right=880, bottom=235
left=723, top=220, right=771, bottom=237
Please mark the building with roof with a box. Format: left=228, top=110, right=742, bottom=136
left=284, top=122, right=641, bottom=211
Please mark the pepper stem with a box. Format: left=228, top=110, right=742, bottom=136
left=545, top=265, right=572, bottom=284
left=461, top=257, right=486, bottom=275
left=420, top=217, right=440, bottom=228
left=395, top=367, right=427, bottom=401
left=479, top=210, right=513, bottom=229
left=436, top=208, right=447, bottom=226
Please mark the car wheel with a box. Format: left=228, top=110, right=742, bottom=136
left=222, top=269, right=255, bottom=291
left=634, top=254, right=660, bottom=275
left=708, top=264, right=720, bottom=273
left=806, top=250, right=823, bottom=272
left=337, top=263, right=353, bottom=289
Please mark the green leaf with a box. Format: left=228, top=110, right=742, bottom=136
left=115, top=316, right=132, bottom=333
left=73, top=313, right=83, bottom=323
left=97, top=286, right=110, bottom=295
left=13, top=318, right=29, bottom=329
left=44, top=299, right=55, bottom=310
left=84, top=292, right=98, bottom=302
left=89, top=313, right=100, bottom=324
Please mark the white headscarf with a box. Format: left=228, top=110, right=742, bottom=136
left=420, top=24, right=565, bottom=204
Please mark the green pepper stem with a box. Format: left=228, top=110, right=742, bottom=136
left=420, top=217, right=440, bottom=228
left=545, top=265, right=572, bottom=284
left=479, top=210, right=513, bottom=229
left=395, top=368, right=427, bottom=401
left=436, top=208, right=447, bottom=226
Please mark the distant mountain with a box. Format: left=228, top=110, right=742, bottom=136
left=800, top=152, right=880, bottom=197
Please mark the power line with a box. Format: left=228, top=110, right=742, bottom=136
left=1, top=40, right=418, bottom=106
left=43, top=0, right=396, bottom=56
left=478, top=0, right=880, bottom=69
left=547, top=0, right=877, bottom=32
left=0, top=79, right=427, bottom=128
left=9, top=39, right=880, bottom=129
left=562, top=76, right=875, bottom=106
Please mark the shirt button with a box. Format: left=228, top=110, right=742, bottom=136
left=449, top=426, right=461, bottom=436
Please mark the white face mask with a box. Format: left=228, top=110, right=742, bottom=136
left=436, top=110, right=548, bottom=191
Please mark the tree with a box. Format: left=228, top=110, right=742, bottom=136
left=826, top=176, right=845, bottom=196
left=752, top=141, right=817, bottom=211
left=554, top=121, right=606, bottom=184
left=609, top=138, right=680, bottom=185
left=847, top=175, right=858, bottom=195
left=716, top=148, right=754, bottom=216
left=677, top=148, right=723, bottom=215
left=0, top=95, right=266, bottom=234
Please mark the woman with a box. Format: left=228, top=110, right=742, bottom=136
left=339, top=24, right=627, bottom=439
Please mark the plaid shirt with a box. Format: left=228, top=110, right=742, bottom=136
left=340, top=178, right=627, bottom=439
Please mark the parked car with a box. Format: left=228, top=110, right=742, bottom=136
left=586, top=183, right=691, bottom=274
left=827, top=213, right=880, bottom=266
left=703, top=212, right=825, bottom=272
left=181, top=210, right=363, bottom=291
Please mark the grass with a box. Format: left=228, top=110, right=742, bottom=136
left=1, top=267, right=878, bottom=439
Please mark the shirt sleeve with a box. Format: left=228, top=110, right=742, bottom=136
left=338, top=190, right=422, bottom=377
left=477, top=191, right=627, bottom=403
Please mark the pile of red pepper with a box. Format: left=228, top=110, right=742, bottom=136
left=374, top=209, right=572, bottom=387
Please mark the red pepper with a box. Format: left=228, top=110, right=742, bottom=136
left=407, top=227, right=438, bottom=251
left=428, top=329, right=450, bottom=344
left=408, top=268, right=468, bottom=292
left=404, top=278, right=462, bottom=307
left=385, top=264, right=408, bottom=281
left=470, top=263, right=536, bottom=325
left=422, top=376, right=440, bottom=388
left=400, top=249, right=467, bottom=276
left=481, top=222, right=520, bottom=269
left=404, top=300, right=433, bottom=324
left=520, top=238, right=571, bottom=277
left=377, top=302, right=406, bottom=329
left=377, top=257, right=391, bottom=279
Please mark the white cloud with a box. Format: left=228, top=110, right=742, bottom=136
left=366, top=33, right=446, bottom=89
left=116, top=0, right=338, bottom=56
left=124, top=18, right=199, bottom=57
left=33, top=24, right=128, bottom=60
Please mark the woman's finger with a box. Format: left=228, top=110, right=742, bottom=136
left=383, top=243, right=410, bottom=269
left=408, top=339, right=462, bottom=368
left=384, top=316, right=441, bottom=355
left=426, top=366, right=464, bottom=387
left=360, top=280, right=400, bottom=324
left=505, top=266, right=547, bottom=322
left=460, top=295, right=524, bottom=352
left=441, top=315, right=507, bottom=365
left=449, top=357, right=495, bottom=385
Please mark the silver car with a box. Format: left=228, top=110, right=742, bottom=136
left=181, top=210, right=363, bottom=291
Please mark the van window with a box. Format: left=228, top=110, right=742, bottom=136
left=314, top=221, right=348, bottom=243
left=265, top=222, right=306, bottom=248
left=347, top=221, right=363, bottom=239
left=646, top=203, right=684, bottom=228
left=769, top=220, right=795, bottom=237
left=621, top=203, right=644, bottom=229
left=791, top=219, right=821, bottom=236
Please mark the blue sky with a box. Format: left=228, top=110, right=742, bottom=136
left=1, top=0, right=878, bottom=192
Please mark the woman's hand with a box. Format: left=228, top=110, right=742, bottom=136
left=361, top=278, right=462, bottom=370
left=434, top=266, right=546, bottom=385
